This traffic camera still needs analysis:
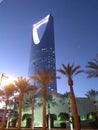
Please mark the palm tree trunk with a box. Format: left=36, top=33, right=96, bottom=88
left=42, top=86, right=47, bottom=130
left=48, top=104, right=51, bottom=130
left=31, top=95, right=34, bottom=129
left=69, top=79, right=80, bottom=130
left=1, top=105, right=7, bottom=129
left=17, top=100, right=22, bottom=129
left=1, top=99, right=8, bottom=129
left=17, top=93, right=23, bottom=129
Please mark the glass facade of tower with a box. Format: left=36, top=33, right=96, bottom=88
left=28, top=14, right=57, bottom=92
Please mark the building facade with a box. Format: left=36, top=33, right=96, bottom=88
left=22, top=91, right=96, bottom=128
left=28, top=14, right=57, bottom=92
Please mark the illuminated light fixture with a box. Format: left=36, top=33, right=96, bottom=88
left=33, top=14, right=50, bottom=44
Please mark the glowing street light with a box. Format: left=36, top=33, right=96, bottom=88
left=0, top=73, right=15, bottom=86
left=0, top=73, right=16, bottom=109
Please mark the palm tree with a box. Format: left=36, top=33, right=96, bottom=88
left=30, top=69, right=55, bottom=130
left=85, top=89, right=98, bottom=110
left=46, top=94, right=57, bottom=114
left=1, top=83, right=17, bottom=129
left=46, top=94, right=57, bottom=129
left=14, top=77, right=36, bottom=129
left=60, top=92, right=71, bottom=108
left=86, top=56, right=98, bottom=78
left=60, top=92, right=73, bottom=130
left=57, top=63, right=83, bottom=130
left=22, top=88, right=39, bottom=129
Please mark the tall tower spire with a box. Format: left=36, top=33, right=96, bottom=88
left=29, top=14, right=57, bottom=92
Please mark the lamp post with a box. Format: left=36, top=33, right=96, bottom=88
left=0, top=73, right=15, bottom=128
left=0, top=73, right=15, bottom=87
left=47, top=104, right=51, bottom=130
left=0, top=73, right=9, bottom=86
left=0, top=73, right=8, bottom=85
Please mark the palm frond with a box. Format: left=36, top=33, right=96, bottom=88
left=4, top=83, right=17, bottom=97
left=86, top=61, right=98, bottom=69
left=86, top=57, right=98, bottom=78
left=85, top=89, right=98, bottom=102
left=86, top=70, right=98, bottom=78
left=57, top=69, right=67, bottom=75
left=57, top=63, right=82, bottom=79
left=30, top=69, right=55, bottom=85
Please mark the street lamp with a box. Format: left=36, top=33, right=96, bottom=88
left=0, top=73, right=8, bottom=85
left=0, top=73, right=15, bottom=86
left=0, top=73, right=16, bottom=128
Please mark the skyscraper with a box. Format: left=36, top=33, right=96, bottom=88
left=28, top=14, right=57, bottom=92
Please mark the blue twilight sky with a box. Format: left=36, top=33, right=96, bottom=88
left=0, top=0, right=98, bottom=97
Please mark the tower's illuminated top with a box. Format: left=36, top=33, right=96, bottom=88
left=33, top=14, right=50, bottom=44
